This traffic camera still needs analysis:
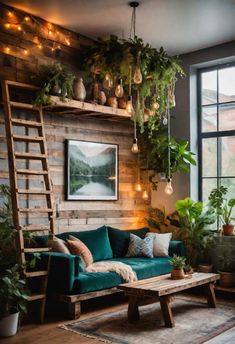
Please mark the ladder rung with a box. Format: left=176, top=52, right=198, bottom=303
left=17, top=189, right=51, bottom=194
left=24, top=248, right=51, bottom=253
left=5, top=80, right=40, bottom=90
left=15, top=152, right=47, bottom=160
left=19, top=208, right=53, bottom=213
left=16, top=169, right=48, bottom=175
left=20, top=225, right=50, bottom=231
left=25, top=271, right=48, bottom=278
left=9, top=101, right=35, bottom=110
left=11, top=118, right=42, bottom=128
left=13, top=134, right=44, bottom=142
left=27, top=294, right=46, bottom=302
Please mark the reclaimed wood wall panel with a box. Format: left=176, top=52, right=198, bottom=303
left=0, top=3, right=149, bottom=232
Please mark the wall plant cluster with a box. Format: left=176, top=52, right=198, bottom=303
left=34, top=35, right=196, bottom=187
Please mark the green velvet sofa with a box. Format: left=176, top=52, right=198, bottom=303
left=37, top=226, right=185, bottom=319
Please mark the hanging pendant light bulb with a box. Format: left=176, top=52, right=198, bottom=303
left=133, top=51, right=142, bottom=84
left=131, top=138, right=139, bottom=154
left=115, top=79, right=124, bottom=98
left=164, top=178, right=173, bottom=195
left=135, top=183, right=142, bottom=192
left=142, top=190, right=149, bottom=200
left=102, top=72, right=113, bottom=90
left=126, top=95, right=135, bottom=116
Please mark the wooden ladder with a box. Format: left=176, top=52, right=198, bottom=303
left=1, top=80, right=55, bottom=323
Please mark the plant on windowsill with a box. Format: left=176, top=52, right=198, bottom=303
left=170, top=255, right=186, bottom=279
left=208, top=186, right=235, bottom=236
left=169, top=197, right=216, bottom=268
left=33, top=63, right=75, bottom=107
left=0, top=184, right=28, bottom=337
left=217, top=249, right=235, bottom=288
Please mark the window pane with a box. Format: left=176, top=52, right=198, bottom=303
left=220, top=178, right=235, bottom=219
left=201, top=105, right=217, bottom=132
left=219, top=103, right=235, bottom=131
left=202, top=71, right=217, bottom=105
left=202, top=178, right=217, bottom=204
left=202, top=138, right=217, bottom=177
left=219, top=66, right=235, bottom=103
left=221, top=136, right=235, bottom=177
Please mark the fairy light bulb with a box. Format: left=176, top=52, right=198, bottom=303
left=24, top=16, right=30, bottom=22
left=66, top=39, right=71, bottom=46
left=102, top=73, right=113, bottom=90
left=17, top=25, right=22, bottom=31
left=164, top=178, right=173, bottom=195
left=152, top=101, right=160, bottom=110
left=133, top=65, right=142, bottom=84
left=142, top=190, right=149, bottom=200
left=8, top=11, right=13, bottom=17
left=126, top=95, right=135, bottom=116
left=131, top=138, right=139, bottom=154
left=37, top=44, right=42, bottom=50
left=135, top=183, right=142, bottom=192
left=5, top=47, right=10, bottom=53
left=5, top=23, right=11, bottom=29
left=23, top=49, right=28, bottom=55
left=115, top=79, right=124, bottom=98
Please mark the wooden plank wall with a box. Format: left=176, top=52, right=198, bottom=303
left=0, top=3, right=150, bottom=232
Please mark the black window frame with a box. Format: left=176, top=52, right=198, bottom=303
left=197, top=62, right=235, bottom=202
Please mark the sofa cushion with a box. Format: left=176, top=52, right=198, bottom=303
left=72, top=257, right=172, bottom=294
left=67, top=236, right=93, bottom=267
left=49, top=237, right=70, bottom=254
left=57, top=226, right=113, bottom=262
left=126, top=234, right=154, bottom=258
left=146, top=232, right=172, bottom=256
left=107, top=227, right=149, bottom=258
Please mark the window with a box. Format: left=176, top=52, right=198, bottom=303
left=198, top=64, right=235, bottom=213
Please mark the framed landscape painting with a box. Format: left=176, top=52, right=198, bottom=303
left=66, top=140, right=118, bottom=200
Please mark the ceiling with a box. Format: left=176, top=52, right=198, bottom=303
left=2, top=0, right=235, bottom=55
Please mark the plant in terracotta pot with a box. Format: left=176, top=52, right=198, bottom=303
left=217, top=249, right=235, bottom=288
left=33, top=63, right=75, bottom=106
left=208, top=186, right=235, bottom=236
left=184, top=264, right=193, bottom=276
left=0, top=185, right=28, bottom=337
left=170, top=197, right=216, bottom=268
left=170, top=255, right=186, bottom=279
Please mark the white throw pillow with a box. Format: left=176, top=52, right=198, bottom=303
left=146, top=232, right=172, bottom=257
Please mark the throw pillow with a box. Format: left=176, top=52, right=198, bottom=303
left=126, top=234, right=154, bottom=258
left=67, top=235, right=93, bottom=267
left=146, top=232, right=172, bottom=256
left=49, top=237, right=70, bottom=254
left=107, top=227, right=149, bottom=257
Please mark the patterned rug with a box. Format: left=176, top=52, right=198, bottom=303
left=60, top=296, right=235, bottom=344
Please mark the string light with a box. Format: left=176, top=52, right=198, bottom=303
left=17, top=25, right=22, bottom=31
left=8, top=11, right=13, bottom=17
left=5, top=23, right=11, bottom=29
left=23, top=49, right=28, bottom=55
left=24, top=16, right=30, bottom=22
left=65, top=39, right=70, bottom=46
left=5, top=46, right=10, bottom=53
left=37, top=44, right=42, bottom=50
left=48, top=30, right=52, bottom=36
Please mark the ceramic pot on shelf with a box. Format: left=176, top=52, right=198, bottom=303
left=118, top=98, right=127, bottom=109
left=51, top=84, right=62, bottom=96
left=171, top=268, right=185, bottom=280
left=98, top=91, right=106, bottom=105
left=107, top=96, right=118, bottom=108
left=73, top=78, right=86, bottom=101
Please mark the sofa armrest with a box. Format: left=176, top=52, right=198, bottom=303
left=41, top=252, right=82, bottom=294
left=169, top=240, right=185, bottom=257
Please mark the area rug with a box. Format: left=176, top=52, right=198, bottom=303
left=60, top=296, right=235, bottom=344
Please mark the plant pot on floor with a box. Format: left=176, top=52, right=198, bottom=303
left=0, top=312, right=19, bottom=337
left=171, top=268, right=185, bottom=280
left=223, top=225, right=234, bottom=236
left=218, top=271, right=235, bottom=288
left=198, top=264, right=213, bottom=273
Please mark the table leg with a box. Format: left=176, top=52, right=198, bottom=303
left=128, top=296, right=140, bottom=322
left=159, top=295, right=175, bottom=328
left=204, top=283, right=217, bottom=308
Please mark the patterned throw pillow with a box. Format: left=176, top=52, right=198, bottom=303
left=126, top=234, right=154, bottom=258
left=49, top=237, right=70, bottom=254
left=146, top=232, right=172, bottom=256
left=67, top=235, right=93, bottom=267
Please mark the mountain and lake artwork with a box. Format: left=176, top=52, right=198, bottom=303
left=66, top=140, right=118, bottom=200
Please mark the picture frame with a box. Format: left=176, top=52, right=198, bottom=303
left=66, top=140, right=118, bottom=200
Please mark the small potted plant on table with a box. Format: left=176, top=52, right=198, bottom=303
left=170, top=255, right=186, bottom=279
left=208, top=186, right=235, bottom=236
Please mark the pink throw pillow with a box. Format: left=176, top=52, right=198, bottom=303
left=67, top=238, right=93, bottom=267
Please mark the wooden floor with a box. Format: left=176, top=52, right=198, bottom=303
left=1, top=292, right=235, bottom=344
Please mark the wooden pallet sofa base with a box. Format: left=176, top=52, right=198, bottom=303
left=53, top=287, right=121, bottom=319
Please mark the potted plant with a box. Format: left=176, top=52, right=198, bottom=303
left=33, top=63, right=75, bottom=106
left=170, top=197, right=216, bottom=267
left=184, top=264, right=193, bottom=276
left=170, top=254, right=186, bottom=279
left=208, top=186, right=235, bottom=236
left=0, top=184, right=28, bottom=336
left=217, top=250, right=235, bottom=288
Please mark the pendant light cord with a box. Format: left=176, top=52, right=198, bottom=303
left=130, top=4, right=136, bottom=38
left=167, top=91, right=171, bottom=179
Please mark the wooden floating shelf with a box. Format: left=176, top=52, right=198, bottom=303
left=44, top=96, right=131, bottom=121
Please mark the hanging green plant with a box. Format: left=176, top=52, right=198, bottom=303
left=78, top=35, right=184, bottom=133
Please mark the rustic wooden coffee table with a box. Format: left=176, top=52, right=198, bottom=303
left=119, top=272, right=220, bottom=327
